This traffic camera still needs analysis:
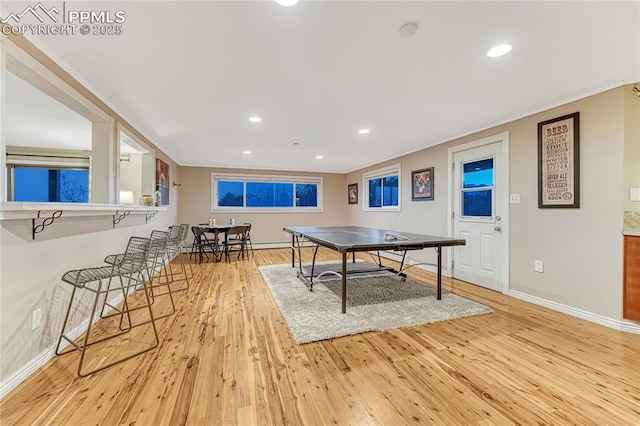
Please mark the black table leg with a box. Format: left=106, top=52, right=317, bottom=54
left=437, top=246, right=442, bottom=300
left=291, top=234, right=295, bottom=267
left=342, top=251, right=347, bottom=314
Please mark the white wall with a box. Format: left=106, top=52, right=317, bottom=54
left=347, top=86, right=632, bottom=323
left=0, top=32, right=183, bottom=394
left=0, top=165, right=180, bottom=394
left=178, top=166, right=347, bottom=245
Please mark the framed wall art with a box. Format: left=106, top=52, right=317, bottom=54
left=411, top=167, right=434, bottom=201
left=156, top=158, right=170, bottom=205
left=537, top=112, right=580, bottom=208
left=348, top=183, right=358, bottom=204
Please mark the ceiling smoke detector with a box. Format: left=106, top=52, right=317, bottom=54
left=399, top=22, right=418, bottom=38
left=275, top=0, right=299, bottom=6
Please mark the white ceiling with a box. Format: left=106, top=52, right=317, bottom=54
left=3, top=1, right=639, bottom=173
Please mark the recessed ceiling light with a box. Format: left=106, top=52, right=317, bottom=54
left=249, top=116, right=262, bottom=123
left=358, top=128, right=370, bottom=135
left=243, top=150, right=252, bottom=155
left=315, top=155, right=324, bottom=159
left=487, top=44, right=512, bottom=58
left=275, top=0, right=299, bottom=6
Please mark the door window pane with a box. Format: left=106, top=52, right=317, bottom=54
left=462, top=189, right=492, bottom=217
left=218, top=181, right=244, bottom=206
left=463, top=158, right=494, bottom=188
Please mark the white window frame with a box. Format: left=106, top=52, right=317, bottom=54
left=459, top=155, right=496, bottom=223
left=211, top=172, right=323, bottom=213
left=363, top=163, right=402, bottom=212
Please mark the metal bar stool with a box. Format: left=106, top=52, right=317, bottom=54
left=102, top=230, right=176, bottom=321
left=166, top=224, right=192, bottom=290
left=55, top=236, right=159, bottom=376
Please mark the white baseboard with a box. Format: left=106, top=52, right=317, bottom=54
left=0, top=346, right=57, bottom=399
left=253, top=242, right=292, bottom=250
left=509, top=290, right=640, bottom=334
left=0, top=292, right=126, bottom=399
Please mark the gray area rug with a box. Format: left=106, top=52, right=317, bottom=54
left=259, top=263, right=493, bottom=344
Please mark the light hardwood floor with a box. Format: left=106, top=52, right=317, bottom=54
left=1, top=248, right=639, bottom=425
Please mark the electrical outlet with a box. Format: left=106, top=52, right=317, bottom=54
left=534, top=260, right=544, bottom=273
left=509, top=193, right=521, bottom=204
left=31, top=308, right=42, bottom=330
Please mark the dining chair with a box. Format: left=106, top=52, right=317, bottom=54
left=223, top=224, right=248, bottom=262
left=190, top=226, right=220, bottom=262
left=243, top=222, right=254, bottom=258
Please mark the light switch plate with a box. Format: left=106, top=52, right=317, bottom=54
left=630, top=188, right=640, bottom=202
left=510, top=193, right=521, bottom=204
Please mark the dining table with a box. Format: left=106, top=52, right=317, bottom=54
left=198, top=223, right=235, bottom=262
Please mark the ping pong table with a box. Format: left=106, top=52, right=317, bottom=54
left=283, top=226, right=466, bottom=313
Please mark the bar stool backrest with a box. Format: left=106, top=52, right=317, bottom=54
left=168, top=225, right=181, bottom=244
left=179, top=224, right=190, bottom=243
left=119, top=236, right=150, bottom=272
left=149, top=230, right=169, bottom=257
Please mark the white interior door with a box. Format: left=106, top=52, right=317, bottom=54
left=452, top=141, right=505, bottom=292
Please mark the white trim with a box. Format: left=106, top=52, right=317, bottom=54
left=447, top=131, right=510, bottom=294
left=509, top=290, right=640, bottom=335
left=212, top=172, right=321, bottom=183
left=362, top=163, right=402, bottom=212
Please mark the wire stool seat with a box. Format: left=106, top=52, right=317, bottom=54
left=55, top=236, right=159, bottom=377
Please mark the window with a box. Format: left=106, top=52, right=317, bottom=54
left=363, top=164, right=401, bottom=211
left=212, top=173, right=322, bottom=212
left=461, top=158, right=494, bottom=217
left=6, top=149, right=91, bottom=203
left=12, top=168, right=89, bottom=202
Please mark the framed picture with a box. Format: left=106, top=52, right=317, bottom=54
left=155, top=158, right=170, bottom=205
left=348, top=183, right=358, bottom=204
left=411, top=167, right=434, bottom=201
left=538, top=112, right=580, bottom=208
